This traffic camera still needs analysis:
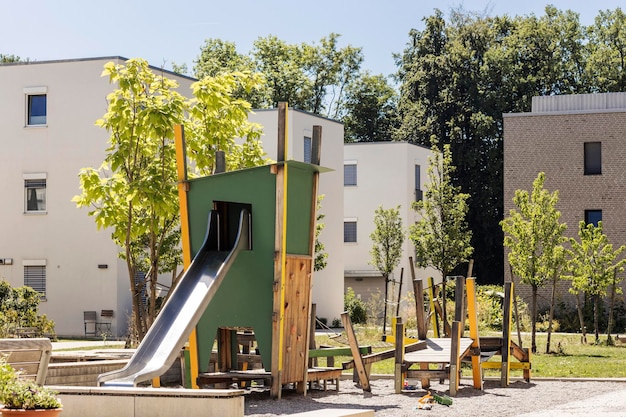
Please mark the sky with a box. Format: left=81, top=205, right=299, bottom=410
left=2, top=1, right=625, bottom=78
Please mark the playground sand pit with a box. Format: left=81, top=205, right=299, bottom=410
left=243, top=378, right=626, bottom=416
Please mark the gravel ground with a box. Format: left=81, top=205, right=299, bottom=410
left=243, top=378, right=626, bottom=416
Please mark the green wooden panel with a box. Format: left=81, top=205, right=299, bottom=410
left=286, top=164, right=314, bottom=255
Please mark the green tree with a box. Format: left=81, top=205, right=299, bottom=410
left=409, top=142, right=473, bottom=333
left=0, top=280, right=55, bottom=338
left=500, top=172, right=567, bottom=353
left=369, top=205, right=405, bottom=333
left=586, top=7, right=626, bottom=92
left=314, top=195, right=328, bottom=272
left=342, top=72, right=398, bottom=142
left=74, top=58, right=267, bottom=342
left=0, top=54, right=27, bottom=63
left=564, top=221, right=626, bottom=344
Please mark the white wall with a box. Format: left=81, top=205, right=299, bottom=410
left=343, top=142, right=439, bottom=309
left=248, top=109, right=344, bottom=322
left=0, top=58, right=195, bottom=337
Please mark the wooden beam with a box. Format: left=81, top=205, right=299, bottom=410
left=449, top=321, right=461, bottom=396
left=502, top=281, right=513, bottom=387
left=394, top=318, right=405, bottom=394
left=311, top=125, right=322, bottom=165
left=411, top=258, right=427, bottom=340
left=340, top=312, right=370, bottom=392
left=466, top=277, right=483, bottom=390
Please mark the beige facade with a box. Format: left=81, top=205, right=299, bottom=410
left=503, top=92, right=626, bottom=309
left=343, top=142, right=437, bottom=320
left=0, top=58, right=346, bottom=336
left=0, top=57, right=196, bottom=337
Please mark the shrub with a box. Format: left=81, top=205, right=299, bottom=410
left=344, top=287, right=367, bottom=324
left=0, top=280, right=55, bottom=339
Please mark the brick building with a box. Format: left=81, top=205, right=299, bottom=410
left=503, top=92, right=626, bottom=311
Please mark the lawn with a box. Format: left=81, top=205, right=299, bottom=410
left=314, top=327, right=626, bottom=378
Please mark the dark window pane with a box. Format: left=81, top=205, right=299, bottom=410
left=344, top=221, right=357, bottom=243
left=28, top=94, right=47, bottom=125
left=24, top=265, right=46, bottom=299
left=304, top=136, right=312, bottom=163
left=585, top=210, right=602, bottom=227
left=344, top=164, right=357, bottom=186
left=584, top=142, right=601, bottom=175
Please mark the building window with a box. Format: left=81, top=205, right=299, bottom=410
left=24, top=175, right=47, bottom=213
left=304, top=136, right=312, bottom=163
left=24, top=87, right=48, bottom=126
left=344, top=220, right=357, bottom=243
left=585, top=210, right=602, bottom=227
left=344, top=162, right=357, bottom=186
left=24, top=262, right=46, bottom=300
left=584, top=142, right=601, bottom=175
left=415, top=164, right=423, bottom=202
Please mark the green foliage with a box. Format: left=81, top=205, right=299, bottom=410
left=314, top=195, right=328, bottom=272
left=193, top=34, right=363, bottom=119
left=0, top=280, right=55, bottom=339
left=342, top=72, right=398, bottom=142
left=344, top=287, right=367, bottom=325
left=410, top=142, right=473, bottom=279
left=0, top=356, right=61, bottom=409
left=369, top=205, right=404, bottom=280
left=74, top=58, right=267, bottom=341
left=501, top=172, right=566, bottom=352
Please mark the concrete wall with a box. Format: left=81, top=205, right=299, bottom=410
left=503, top=94, right=626, bottom=309
left=0, top=58, right=195, bottom=337
left=343, top=142, right=438, bottom=317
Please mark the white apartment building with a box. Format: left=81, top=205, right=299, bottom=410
left=343, top=142, right=437, bottom=316
left=0, top=57, right=345, bottom=337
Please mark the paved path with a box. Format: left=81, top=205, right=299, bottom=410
left=520, top=387, right=626, bottom=416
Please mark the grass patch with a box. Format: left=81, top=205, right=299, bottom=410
left=315, top=327, right=626, bottom=378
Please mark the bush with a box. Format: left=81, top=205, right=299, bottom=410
left=0, top=280, right=55, bottom=339
left=344, top=287, right=367, bottom=324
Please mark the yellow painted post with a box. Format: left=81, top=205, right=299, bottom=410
left=427, top=277, right=439, bottom=338
left=466, top=277, right=483, bottom=390
left=278, top=103, right=289, bottom=387
left=174, top=124, right=198, bottom=389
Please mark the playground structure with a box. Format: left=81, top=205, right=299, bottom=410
left=389, top=273, right=531, bottom=395
left=97, top=102, right=336, bottom=398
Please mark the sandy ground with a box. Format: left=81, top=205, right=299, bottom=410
left=243, top=378, right=626, bottom=416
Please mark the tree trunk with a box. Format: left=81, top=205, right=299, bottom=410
left=607, top=271, right=617, bottom=346
left=531, top=284, right=538, bottom=354
left=593, top=295, right=600, bottom=344
left=382, top=275, right=389, bottom=339
left=575, top=292, right=587, bottom=344
left=546, top=269, right=558, bottom=354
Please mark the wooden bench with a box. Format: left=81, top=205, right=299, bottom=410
left=0, top=337, right=52, bottom=385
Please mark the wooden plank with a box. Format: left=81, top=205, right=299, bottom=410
left=502, top=281, right=513, bottom=387
left=404, top=338, right=473, bottom=364
left=341, top=312, right=370, bottom=392
left=411, top=260, right=427, bottom=340
left=394, top=318, right=404, bottom=394
left=466, top=277, right=483, bottom=390
left=309, top=346, right=371, bottom=358
left=449, top=321, right=461, bottom=396
left=427, top=277, right=439, bottom=338
left=342, top=342, right=423, bottom=369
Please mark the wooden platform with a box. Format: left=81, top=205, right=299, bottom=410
left=197, top=367, right=343, bottom=391
left=404, top=337, right=473, bottom=364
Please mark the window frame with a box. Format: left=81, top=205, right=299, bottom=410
left=24, top=173, right=47, bottom=214
left=344, top=219, right=357, bottom=243
left=585, top=209, right=602, bottom=227
left=303, top=136, right=312, bottom=164
left=23, top=260, right=47, bottom=301
left=584, top=142, right=601, bottom=175
left=344, top=161, right=357, bottom=186
left=24, top=86, right=48, bottom=127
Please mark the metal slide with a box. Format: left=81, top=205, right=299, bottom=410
left=98, top=209, right=250, bottom=387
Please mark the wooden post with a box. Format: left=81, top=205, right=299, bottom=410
left=412, top=277, right=427, bottom=340
left=394, top=317, right=405, bottom=394
left=466, top=277, right=483, bottom=390
left=341, top=312, right=370, bottom=392
left=449, top=321, right=462, bottom=396
left=502, top=281, right=513, bottom=387
left=454, top=276, right=466, bottom=335
left=311, top=125, right=322, bottom=165
left=427, top=277, right=439, bottom=338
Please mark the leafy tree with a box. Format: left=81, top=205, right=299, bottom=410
left=564, top=221, right=626, bottom=344
left=409, top=142, right=473, bottom=334
left=369, top=205, right=405, bottom=333
left=586, top=7, right=626, bottom=92
left=314, top=195, right=328, bottom=272
left=0, top=54, right=27, bottom=63
left=193, top=34, right=364, bottom=119
left=343, top=72, right=398, bottom=142
left=0, top=280, right=55, bottom=338
left=74, top=58, right=267, bottom=342
left=501, top=172, right=567, bottom=353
